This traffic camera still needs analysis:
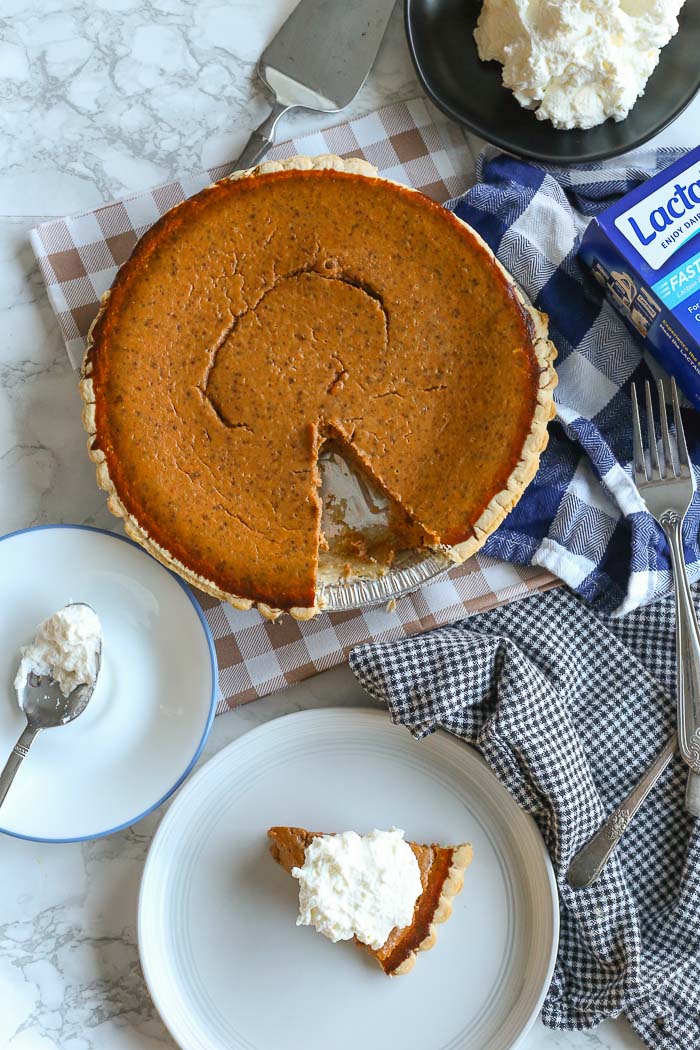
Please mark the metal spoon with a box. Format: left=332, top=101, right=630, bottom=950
left=0, top=603, right=102, bottom=811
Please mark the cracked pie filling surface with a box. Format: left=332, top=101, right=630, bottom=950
left=80, top=156, right=557, bottom=618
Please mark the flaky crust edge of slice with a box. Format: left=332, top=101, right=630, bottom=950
left=387, top=842, right=473, bottom=976
left=79, top=154, right=557, bottom=621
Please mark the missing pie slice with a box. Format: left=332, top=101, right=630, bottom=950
left=268, top=825, right=473, bottom=976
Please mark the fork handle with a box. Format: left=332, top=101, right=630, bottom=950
left=0, top=723, right=41, bottom=810
left=662, top=511, right=700, bottom=775
left=686, top=770, right=700, bottom=817
left=567, top=731, right=677, bottom=888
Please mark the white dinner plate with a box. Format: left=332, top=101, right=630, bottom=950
left=0, top=525, right=217, bottom=841
left=139, top=708, right=559, bottom=1050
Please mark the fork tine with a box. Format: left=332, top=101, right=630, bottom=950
left=671, top=377, right=692, bottom=478
left=631, top=383, right=647, bottom=482
left=645, top=380, right=662, bottom=479
left=657, top=379, right=677, bottom=477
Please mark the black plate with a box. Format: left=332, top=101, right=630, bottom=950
left=405, top=0, right=700, bottom=164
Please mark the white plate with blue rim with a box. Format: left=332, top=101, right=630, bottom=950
left=0, top=524, right=217, bottom=842
left=138, top=708, right=559, bottom=1050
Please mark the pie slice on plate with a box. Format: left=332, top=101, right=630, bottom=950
left=268, top=825, right=473, bottom=976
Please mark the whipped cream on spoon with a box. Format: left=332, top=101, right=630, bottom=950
left=0, top=603, right=102, bottom=810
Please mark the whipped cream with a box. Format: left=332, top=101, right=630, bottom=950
left=474, top=0, right=685, bottom=130
left=292, top=828, right=422, bottom=950
left=14, top=604, right=102, bottom=699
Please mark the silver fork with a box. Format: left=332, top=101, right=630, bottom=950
left=632, top=378, right=700, bottom=801
left=566, top=379, right=700, bottom=888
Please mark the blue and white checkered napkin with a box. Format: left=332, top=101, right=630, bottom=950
left=449, top=150, right=700, bottom=615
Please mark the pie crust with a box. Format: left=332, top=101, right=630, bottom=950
left=267, top=825, right=473, bottom=976
left=79, top=155, right=557, bottom=619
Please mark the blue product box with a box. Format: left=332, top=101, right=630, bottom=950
left=579, top=146, right=700, bottom=410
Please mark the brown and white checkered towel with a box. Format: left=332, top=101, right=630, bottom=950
left=30, top=99, right=557, bottom=712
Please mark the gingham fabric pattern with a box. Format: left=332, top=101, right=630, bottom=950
left=197, top=562, right=557, bottom=710
left=29, top=99, right=557, bottom=712
left=350, top=588, right=700, bottom=1049
left=448, top=148, right=700, bottom=615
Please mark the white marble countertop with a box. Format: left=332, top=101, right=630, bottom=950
left=1, top=2, right=699, bottom=1048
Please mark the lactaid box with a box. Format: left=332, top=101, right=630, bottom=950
left=579, top=147, right=700, bottom=409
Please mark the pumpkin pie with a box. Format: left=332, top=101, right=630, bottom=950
left=80, top=155, right=557, bottom=618
left=267, top=825, right=472, bottom=976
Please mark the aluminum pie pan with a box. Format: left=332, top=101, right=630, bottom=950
left=315, top=444, right=456, bottom=611
left=317, top=548, right=454, bottom=611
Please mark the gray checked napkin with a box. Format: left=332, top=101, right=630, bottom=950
left=349, top=588, right=700, bottom=1049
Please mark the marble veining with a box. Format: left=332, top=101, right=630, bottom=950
left=1, top=0, right=699, bottom=1046
left=0, top=0, right=422, bottom=212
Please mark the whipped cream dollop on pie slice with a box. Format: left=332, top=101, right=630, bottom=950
left=292, top=828, right=423, bottom=949
left=268, top=825, right=473, bottom=975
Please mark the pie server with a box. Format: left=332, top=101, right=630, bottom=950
left=232, top=0, right=396, bottom=171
